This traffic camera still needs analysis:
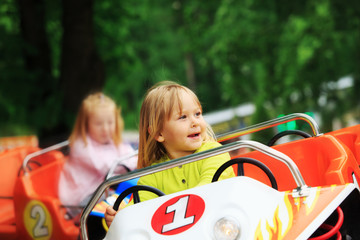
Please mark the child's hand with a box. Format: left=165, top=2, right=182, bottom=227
left=105, top=206, right=117, bottom=227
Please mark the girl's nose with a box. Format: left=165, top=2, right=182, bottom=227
left=191, top=116, right=199, bottom=127
left=103, top=124, right=109, bottom=132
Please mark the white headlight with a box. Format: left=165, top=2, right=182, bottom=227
left=213, top=217, right=240, bottom=240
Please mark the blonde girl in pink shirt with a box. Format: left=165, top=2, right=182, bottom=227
left=59, top=92, right=137, bottom=217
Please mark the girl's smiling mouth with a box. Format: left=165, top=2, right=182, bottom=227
left=188, top=133, right=200, bottom=138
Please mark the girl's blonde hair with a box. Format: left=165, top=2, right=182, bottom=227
left=69, top=92, right=124, bottom=146
left=138, top=81, right=215, bottom=168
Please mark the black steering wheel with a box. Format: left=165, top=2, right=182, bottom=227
left=267, top=130, right=311, bottom=146
left=113, top=185, right=165, bottom=211
left=212, top=157, right=278, bottom=190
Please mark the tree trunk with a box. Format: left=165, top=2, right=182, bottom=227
left=17, top=0, right=52, bottom=104
left=60, top=0, right=105, bottom=113
left=185, top=53, right=197, bottom=91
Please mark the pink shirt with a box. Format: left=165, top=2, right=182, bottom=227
left=59, top=135, right=137, bottom=206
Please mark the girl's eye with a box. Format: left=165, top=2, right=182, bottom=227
left=195, top=111, right=202, bottom=117
left=179, top=115, right=186, bottom=120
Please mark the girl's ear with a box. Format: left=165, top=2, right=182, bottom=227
left=149, top=127, right=164, bottom=142
left=155, top=132, right=165, bottom=142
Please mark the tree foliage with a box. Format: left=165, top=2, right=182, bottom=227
left=1, top=0, right=359, bottom=144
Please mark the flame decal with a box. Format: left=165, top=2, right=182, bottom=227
left=254, top=188, right=322, bottom=239
left=283, top=192, right=294, bottom=235
left=304, top=187, right=320, bottom=215
left=254, top=221, right=263, bottom=240
left=254, top=199, right=291, bottom=239
left=266, top=207, right=282, bottom=239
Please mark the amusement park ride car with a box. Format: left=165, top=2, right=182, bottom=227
left=1, top=113, right=360, bottom=240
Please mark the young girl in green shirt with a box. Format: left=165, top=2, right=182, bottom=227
left=105, top=81, right=234, bottom=227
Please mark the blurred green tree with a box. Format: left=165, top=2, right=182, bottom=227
left=0, top=0, right=359, bottom=145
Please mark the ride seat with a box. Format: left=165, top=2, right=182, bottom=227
left=326, top=124, right=360, bottom=165
left=13, top=151, right=79, bottom=240
left=230, top=135, right=360, bottom=191
left=0, top=146, right=39, bottom=239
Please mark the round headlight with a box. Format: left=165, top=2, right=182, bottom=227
left=213, top=217, right=240, bottom=240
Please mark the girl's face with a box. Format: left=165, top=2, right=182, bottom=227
left=156, top=91, right=207, bottom=159
left=87, top=105, right=116, bottom=144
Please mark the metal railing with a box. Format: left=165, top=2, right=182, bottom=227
left=105, top=150, right=139, bottom=180
left=217, top=112, right=321, bottom=142
left=21, top=140, right=69, bottom=175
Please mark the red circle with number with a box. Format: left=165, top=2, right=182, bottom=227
left=151, top=194, right=205, bottom=235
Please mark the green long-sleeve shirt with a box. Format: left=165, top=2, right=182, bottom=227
left=130, top=141, right=235, bottom=203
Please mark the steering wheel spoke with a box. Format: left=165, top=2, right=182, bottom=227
left=212, top=157, right=278, bottom=190
left=113, top=185, right=165, bottom=211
